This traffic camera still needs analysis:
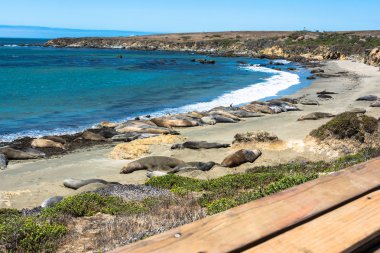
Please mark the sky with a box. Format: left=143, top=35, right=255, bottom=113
left=0, top=0, right=379, bottom=37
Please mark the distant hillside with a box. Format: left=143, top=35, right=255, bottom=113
left=46, top=30, right=380, bottom=66
left=0, top=25, right=151, bottom=39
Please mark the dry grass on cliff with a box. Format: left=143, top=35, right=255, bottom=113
left=57, top=196, right=205, bottom=253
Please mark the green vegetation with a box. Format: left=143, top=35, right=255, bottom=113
left=310, top=112, right=378, bottom=142
left=147, top=148, right=380, bottom=214
left=0, top=209, right=67, bottom=252
left=42, top=193, right=147, bottom=217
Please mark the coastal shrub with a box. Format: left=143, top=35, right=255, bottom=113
left=42, top=193, right=147, bottom=217
left=206, top=198, right=238, bottom=215
left=0, top=210, right=66, bottom=253
left=146, top=174, right=203, bottom=192
left=310, top=112, right=378, bottom=141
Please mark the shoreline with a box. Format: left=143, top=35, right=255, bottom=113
left=0, top=57, right=311, bottom=144
left=1, top=59, right=380, bottom=209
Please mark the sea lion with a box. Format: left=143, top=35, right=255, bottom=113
left=120, top=156, right=185, bottom=174
left=31, top=138, right=66, bottom=149
left=297, top=112, right=335, bottom=121
left=171, top=141, right=230, bottom=150
left=0, top=147, right=45, bottom=160
left=41, top=196, right=64, bottom=208
left=63, top=178, right=120, bottom=190
left=356, top=95, right=378, bottom=101
left=146, top=171, right=168, bottom=178
left=0, top=154, right=8, bottom=170
left=82, top=131, right=107, bottom=141
left=151, top=117, right=200, bottom=128
left=370, top=101, right=380, bottom=107
left=221, top=149, right=262, bottom=168
left=200, top=116, right=217, bottom=125
left=169, top=161, right=216, bottom=173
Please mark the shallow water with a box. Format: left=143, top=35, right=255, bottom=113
left=0, top=38, right=311, bottom=141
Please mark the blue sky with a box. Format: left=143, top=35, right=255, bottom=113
left=0, top=0, right=379, bottom=35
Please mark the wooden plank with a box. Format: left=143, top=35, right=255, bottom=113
left=245, top=190, right=380, bottom=253
left=111, top=158, right=380, bottom=253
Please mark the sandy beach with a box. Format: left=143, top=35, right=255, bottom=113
left=1, top=60, right=379, bottom=209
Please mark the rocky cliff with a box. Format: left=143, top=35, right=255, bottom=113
left=46, top=31, right=380, bottom=66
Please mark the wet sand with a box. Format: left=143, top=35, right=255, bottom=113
left=1, top=60, right=379, bottom=209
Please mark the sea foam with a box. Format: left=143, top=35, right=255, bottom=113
left=161, top=65, right=300, bottom=113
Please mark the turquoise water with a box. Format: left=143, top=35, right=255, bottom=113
left=0, top=38, right=312, bottom=141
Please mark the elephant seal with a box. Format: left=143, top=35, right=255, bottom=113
left=356, top=95, right=378, bottom=101
left=121, top=156, right=185, bottom=174
left=370, top=101, right=380, bottom=107
left=0, top=147, right=45, bottom=160
left=146, top=171, right=168, bottom=178
left=317, top=90, right=338, bottom=95
left=116, top=120, right=178, bottom=135
left=318, top=94, right=333, bottom=99
left=171, top=141, right=230, bottom=150
left=297, top=112, right=335, bottom=121
left=169, top=161, right=216, bottom=173
left=31, top=138, right=65, bottom=149
left=151, top=117, right=200, bottom=128
left=63, top=178, right=120, bottom=190
left=209, top=110, right=241, bottom=121
left=221, top=149, right=262, bottom=168
left=0, top=154, right=8, bottom=170
left=82, top=131, right=107, bottom=141
left=201, top=116, right=217, bottom=125
left=41, top=196, right=64, bottom=208
left=300, top=99, right=319, bottom=106
left=211, top=115, right=238, bottom=123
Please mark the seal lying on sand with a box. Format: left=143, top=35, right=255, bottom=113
left=81, top=131, right=107, bottom=141
left=41, top=196, right=64, bottom=208
left=31, top=138, right=66, bottom=149
left=356, top=95, right=378, bottom=101
left=169, top=161, right=216, bottom=173
left=151, top=117, right=200, bottom=128
left=297, top=112, right=335, bottom=121
left=63, top=178, right=120, bottom=190
left=370, top=101, right=380, bottom=107
left=121, top=156, right=185, bottom=174
left=116, top=120, right=178, bottom=135
left=43, top=136, right=66, bottom=144
left=221, top=149, right=262, bottom=168
left=0, top=147, right=45, bottom=160
left=146, top=162, right=216, bottom=177
left=171, top=141, right=230, bottom=150
left=0, top=154, right=8, bottom=170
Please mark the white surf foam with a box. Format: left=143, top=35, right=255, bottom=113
left=158, top=65, right=300, bottom=114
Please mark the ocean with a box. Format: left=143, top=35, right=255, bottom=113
left=0, top=38, right=312, bottom=142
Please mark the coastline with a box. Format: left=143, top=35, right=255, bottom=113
left=1, top=59, right=379, bottom=209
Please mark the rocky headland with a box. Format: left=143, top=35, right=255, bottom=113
left=46, top=31, right=380, bottom=67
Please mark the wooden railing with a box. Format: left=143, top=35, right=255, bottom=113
left=111, top=157, right=380, bottom=253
